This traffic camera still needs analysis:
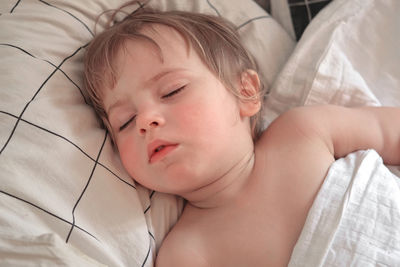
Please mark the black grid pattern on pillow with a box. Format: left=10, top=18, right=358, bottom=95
left=289, top=0, right=332, bottom=40
left=0, top=0, right=272, bottom=265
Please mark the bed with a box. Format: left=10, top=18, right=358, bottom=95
left=0, top=0, right=399, bottom=266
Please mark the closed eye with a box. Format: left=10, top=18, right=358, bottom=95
left=119, top=115, right=136, bottom=132
left=162, top=86, right=186, bottom=99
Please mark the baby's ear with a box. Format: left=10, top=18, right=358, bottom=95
left=238, top=69, right=261, bottom=117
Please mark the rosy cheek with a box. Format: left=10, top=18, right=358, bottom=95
left=177, top=104, right=198, bottom=121
left=176, top=101, right=221, bottom=134
left=117, top=136, right=141, bottom=177
left=173, top=104, right=202, bottom=133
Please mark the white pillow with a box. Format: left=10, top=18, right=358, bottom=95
left=263, top=0, right=400, bottom=125
left=0, top=0, right=294, bottom=266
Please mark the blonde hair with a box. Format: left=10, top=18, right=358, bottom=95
left=84, top=2, right=265, bottom=140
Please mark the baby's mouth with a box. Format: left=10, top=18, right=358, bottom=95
left=154, top=145, right=165, bottom=153
left=148, top=141, right=178, bottom=163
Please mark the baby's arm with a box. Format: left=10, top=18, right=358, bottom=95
left=283, top=105, right=400, bottom=165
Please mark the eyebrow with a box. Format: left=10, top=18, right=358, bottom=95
left=107, top=98, right=129, bottom=117
left=107, top=68, right=188, bottom=115
left=146, top=68, right=187, bottom=84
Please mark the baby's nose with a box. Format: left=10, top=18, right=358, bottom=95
left=136, top=112, right=164, bottom=135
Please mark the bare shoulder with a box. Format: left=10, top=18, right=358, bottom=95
left=254, top=106, right=336, bottom=216
left=257, top=105, right=334, bottom=153
left=156, top=221, right=210, bottom=267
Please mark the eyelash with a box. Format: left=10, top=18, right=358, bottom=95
left=162, top=85, right=186, bottom=99
left=119, top=115, right=136, bottom=132
left=118, top=86, right=186, bottom=132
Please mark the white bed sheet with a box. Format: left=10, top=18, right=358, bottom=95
left=289, top=150, right=400, bottom=266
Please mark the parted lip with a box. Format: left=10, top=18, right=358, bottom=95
left=147, top=139, right=177, bottom=163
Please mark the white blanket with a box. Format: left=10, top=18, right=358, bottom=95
left=289, top=150, right=400, bottom=266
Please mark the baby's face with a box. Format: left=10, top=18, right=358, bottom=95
left=102, top=24, right=253, bottom=195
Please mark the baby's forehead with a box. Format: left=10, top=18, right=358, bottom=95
left=99, top=22, right=210, bottom=98
left=106, top=23, right=204, bottom=89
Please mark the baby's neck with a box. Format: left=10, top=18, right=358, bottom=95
left=182, top=149, right=255, bottom=209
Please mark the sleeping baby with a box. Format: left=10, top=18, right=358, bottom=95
left=83, top=2, right=400, bottom=266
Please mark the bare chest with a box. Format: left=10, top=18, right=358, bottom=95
left=180, top=200, right=292, bottom=266
left=178, top=154, right=334, bottom=266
